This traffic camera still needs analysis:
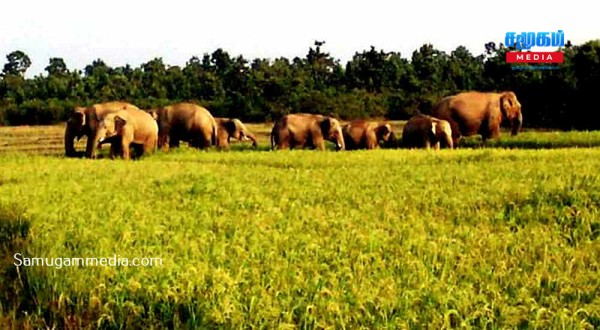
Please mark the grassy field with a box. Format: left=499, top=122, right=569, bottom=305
left=4, top=122, right=600, bottom=156
left=1, top=125, right=600, bottom=329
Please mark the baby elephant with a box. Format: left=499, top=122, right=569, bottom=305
left=342, top=120, right=394, bottom=150
left=97, top=108, right=159, bottom=159
left=271, top=113, right=345, bottom=150
left=214, top=118, right=258, bottom=149
left=402, top=114, right=453, bottom=149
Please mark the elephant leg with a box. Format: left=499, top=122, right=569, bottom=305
left=449, top=121, right=461, bottom=147
left=277, top=141, right=288, bottom=150
left=367, top=137, right=377, bottom=150
left=144, top=136, right=157, bottom=155
left=170, top=137, right=180, bottom=149
left=202, top=133, right=212, bottom=149
left=158, top=133, right=170, bottom=151
left=85, top=134, right=97, bottom=159
left=109, top=142, right=118, bottom=159
left=488, top=127, right=501, bottom=140
left=131, top=144, right=143, bottom=158
left=309, top=134, right=324, bottom=150
left=121, top=141, right=131, bottom=160
left=424, top=138, right=431, bottom=149
left=189, top=138, right=202, bottom=150
left=277, top=134, right=290, bottom=150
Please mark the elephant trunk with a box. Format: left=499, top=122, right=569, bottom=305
left=211, top=121, right=217, bottom=147
left=86, top=127, right=102, bottom=159
left=335, top=132, right=345, bottom=151
left=446, top=134, right=454, bottom=149
left=386, top=132, right=397, bottom=148
left=244, top=132, right=258, bottom=147
left=64, top=122, right=77, bottom=157
left=511, top=112, right=523, bottom=136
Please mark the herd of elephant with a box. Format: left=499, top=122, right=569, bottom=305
left=64, top=91, right=523, bottom=159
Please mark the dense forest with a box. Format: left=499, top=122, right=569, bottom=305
left=0, top=40, right=599, bottom=129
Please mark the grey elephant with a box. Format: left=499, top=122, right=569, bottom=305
left=148, top=103, right=217, bottom=150
left=402, top=114, right=453, bottom=149
left=271, top=113, right=345, bottom=150
left=64, top=101, right=140, bottom=158
left=431, top=91, right=523, bottom=146
left=342, top=120, right=394, bottom=150
left=214, top=118, right=258, bottom=149
left=96, top=108, right=159, bottom=160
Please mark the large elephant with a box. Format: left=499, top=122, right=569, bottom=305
left=402, top=114, right=453, bottom=150
left=64, top=101, right=140, bottom=158
left=214, top=117, right=258, bottom=149
left=342, top=120, right=394, bottom=150
left=148, top=103, right=217, bottom=151
left=431, top=91, right=523, bottom=145
left=96, top=108, right=158, bottom=160
left=271, top=113, right=345, bottom=150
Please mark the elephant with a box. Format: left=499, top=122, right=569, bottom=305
left=271, top=113, right=345, bottom=150
left=214, top=118, right=258, bottom=149
left=64, top=101, right=140, bottom=158
left=342, top=120, right=394, bottom=150
left=148, top=103, right=217, bottom=151
left=431, top=91, right=523, bottom=146
left=96, top=108, right=158, bottom=160
left=401, top=114, right=453, bottom=150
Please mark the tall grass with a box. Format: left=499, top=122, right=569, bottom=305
left=0, top=148, right=599, bottom=328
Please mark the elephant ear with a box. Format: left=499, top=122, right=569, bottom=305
left=70, top=109, right=86, bottom=127
left=431, top=121, right=438, bottom=136
left=148, top=109, right=158, bottom=121
left=114, top=116, right=127, bottom=132
left=224, top=119, right=237, bottom=137
left=319, top=118, right=332, bottom=136
left=500, top=93, right=514, bottom=118
left=377, top=123, right=391, bottom=137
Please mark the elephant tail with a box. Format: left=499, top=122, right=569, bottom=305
left=270, top=123, right=277, bottom=150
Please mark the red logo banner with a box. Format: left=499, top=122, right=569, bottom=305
left=506, top=52, right=564, bottom=63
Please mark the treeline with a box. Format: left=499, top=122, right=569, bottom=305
left=0, top=40, right=599, bottom=129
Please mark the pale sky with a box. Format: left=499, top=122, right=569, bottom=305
left=1, top=0, right=597, bottom=77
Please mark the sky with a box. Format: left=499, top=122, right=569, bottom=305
left=1, top=0, right=597, bottom=77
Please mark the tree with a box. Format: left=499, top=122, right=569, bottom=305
left=141, top=58, right=167, bottom=99
left=572, top=40, right=600, bottom=129
left=304, top=41, right=340, bottom=90
left=2, top=50, right=32, bottom=77
left=45, top=58, right=68, bottom=76
left=448, top=46, right=484, bottom=92
left=83, top=59, right=113, bottom=99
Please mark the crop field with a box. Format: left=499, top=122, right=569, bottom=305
left=1, top=125, right=600, bottom=329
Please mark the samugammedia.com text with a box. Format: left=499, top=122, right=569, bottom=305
left=13, top=253, right=163, bottom=269
left=511, top=65, right=560, bottom=71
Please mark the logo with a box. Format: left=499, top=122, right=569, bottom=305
left=505, top=30, right=564, bottom=64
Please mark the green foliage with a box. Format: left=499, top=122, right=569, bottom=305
left=0, top=40, right=599, bottom=128
left=0, top=148, right=600, bottom=328
left=1, top=51, right=31, bottom=77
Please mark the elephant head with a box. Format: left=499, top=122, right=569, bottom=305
left=147, top=109, right=159, bottom=121
left=500, top=92, right=523, bottom=136
left=97, top=114, right=126, bottom=145
left=223, top=118, right=258, bottom=147
left=375, top=123, right=394, bottom=144
left=319, top=117, right=345, bottom=151
left=64, top=107, right=88, bottom=157
left=431, top=119, right=453, bottom=149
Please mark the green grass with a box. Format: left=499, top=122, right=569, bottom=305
left=460, top=130, right=600, bottom=149
left=1, top=145, right=600, bottom=328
